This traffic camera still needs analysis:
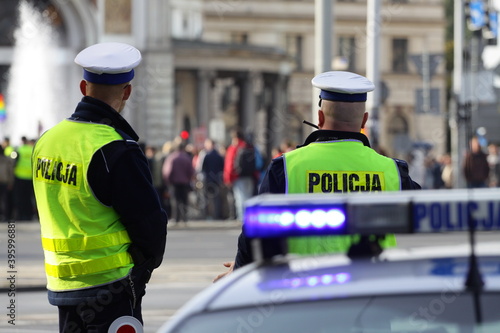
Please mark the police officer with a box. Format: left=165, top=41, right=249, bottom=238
left=32, top=43, right=167, bottom=332
left=2, top=137, right=14, bottom=158
left=214, top=71, right=421, bottom=281
left=13, top=136, right=34, bottom=220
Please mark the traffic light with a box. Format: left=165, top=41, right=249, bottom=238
left=465, top=0, right=498, bottom=45
left=484, top=9, right=498, bottom=45
left=465, top=0, right=486, bottom=32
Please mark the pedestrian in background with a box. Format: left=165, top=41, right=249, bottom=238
left=215, top=71, right=421, bottom=281
left=0, top=145, right=14, bottom=221
left=463, top=136, right=490, bottom=188
left=424, top=154, right=445, bottom=189
left=440, top=153, right=454, bottom=189
left=163, top=141, right=195, bottom=223
left=487, top=142, right=500, bottom=187
left=13, top=136, right=34, bottom=221
left=32, top=42, right=167, bottom=332
left=2, top=137, right=14, bottom=158
left=201, top=138, right=225, bottom=220
left=223, top=129, right=256, bottom=221
left=1, top=138, right=14, bottom=220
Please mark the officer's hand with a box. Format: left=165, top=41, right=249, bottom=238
left=213, top=261, right=235, bottom=283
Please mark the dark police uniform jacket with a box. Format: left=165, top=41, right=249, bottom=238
left=47, top=96, right=168, bottom=306
left=234, top=130, right=421, bottom=268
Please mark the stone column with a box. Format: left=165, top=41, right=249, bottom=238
left=238, top=71, right=262, bottom=137
left=267, top=74, right=288, bottom=155
left=196, top=69, right=215, bottom=128
left=135, top=51, right=175, bottom=148
left=129, top=0, right=175, bottom=148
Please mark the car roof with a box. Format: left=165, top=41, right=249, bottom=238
left=160, top=189, right=500, bottom=332
left=160, top=241, right=500, bottom=332
left=210, top=242, right=500, bottom=310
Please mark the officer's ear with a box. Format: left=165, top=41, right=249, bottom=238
left=79, top=80, right=87, bottom=96
left=360, top=112, right=368, bottom=129
left=317, top=110, right=325, bottom=129
left=122, top=84, right=132, bottom=101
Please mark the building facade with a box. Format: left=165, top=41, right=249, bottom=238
left=0, top=0, right=175, bottom=148
left=0, top=0, right=447, bottom=162
left=200, top=0, right=447, bottom=159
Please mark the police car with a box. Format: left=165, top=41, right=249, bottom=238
left=158, top=189, right=500, bottom=333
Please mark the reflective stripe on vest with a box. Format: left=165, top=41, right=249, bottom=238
left=41, top=230, right=131, bottom=252
left=45, top=252, right=132, bottom=278
left=284, top=140, right=401, bottom=255
left=33, top=120, right=133, bottom=291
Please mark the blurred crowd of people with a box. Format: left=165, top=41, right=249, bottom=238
left=0, top=136, right=36, bottom=221
left=405, top=136, right=500, bottom=190
left=3, top=131, right=500, bottom=223
left=406, top=149, right=454, bottom=190
left=0, top=129, right=295, bottom=224
left=145, top=129, right=281, bottom=224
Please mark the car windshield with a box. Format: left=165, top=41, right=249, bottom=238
left=172, top=293, right=500, bottom=333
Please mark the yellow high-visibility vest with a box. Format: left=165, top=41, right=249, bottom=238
left=284, top=139, right=401, bottom=254
left=14, top=144, right=33, bottom=180
left=33, top=119, right=133, bottom=291
left=4, top=145, right=14, bottom=158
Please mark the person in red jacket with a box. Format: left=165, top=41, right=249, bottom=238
left=223, top=129, right=255, bottom=221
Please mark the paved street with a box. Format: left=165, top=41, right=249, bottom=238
left=1, top=280, right=214, bottom=332
left=0, top=220, right=241, bottom=332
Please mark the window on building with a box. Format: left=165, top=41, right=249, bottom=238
left=337, top=36, right=356, bottom=71
left=104, top=0, right=132, bottom=35
left=182, top=14, right=189, bottom=32
left=0, top=0, right=18, bottom=46
left=286, top=35, right=303, bottom=71
left=172, top=7, right=203, bottom=40
left=0, top=65, right=9, bottom=93
left=392, top=38, right=408, bottom=73
left=388, top=107, right=411, bottom=157
left=231, top=33, right=248, bottom=44
left=0, top=0, right=67, bottom=46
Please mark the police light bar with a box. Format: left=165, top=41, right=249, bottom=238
left=243, top=201, right=348, bottom=238
left=258, top=272, right=351, bottom=291
left=243, top=189, right=500, bottom=238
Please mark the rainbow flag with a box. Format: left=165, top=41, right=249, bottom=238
left=0, top=94, right=5, bottom=122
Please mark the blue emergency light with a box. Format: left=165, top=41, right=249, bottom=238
left=243, top=189, right=500, bottom=238
left=244, top=204, right=347, bottom=238
left=258, top=272, right=351, bottom=291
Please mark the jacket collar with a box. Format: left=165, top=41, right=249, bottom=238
left=69, top=96, right=139, bottom=141
left=297, top=130, right=371, bottom=148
